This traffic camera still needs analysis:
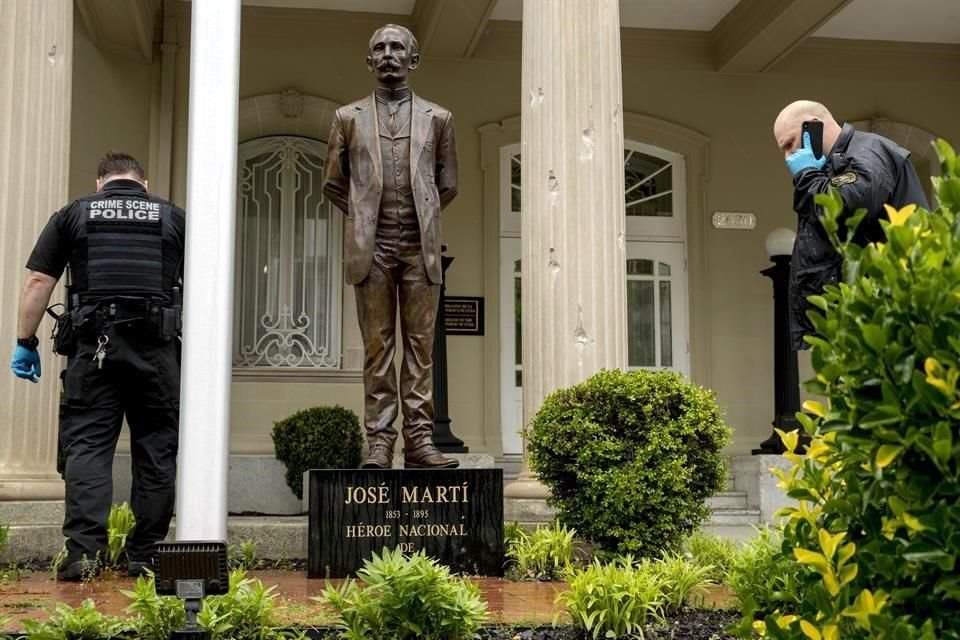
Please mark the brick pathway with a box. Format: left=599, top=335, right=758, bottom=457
left=0, top=570, right=734, bottom=632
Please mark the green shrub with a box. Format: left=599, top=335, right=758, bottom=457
left=122, top=573, right=186, bottom=640
left=122, top=570, right=288, bottom=640
left=229, top=540, right=258, bottom=571
left=22, top=599, right=130, bottom=640
left=557, top=557, right=668, bottom=639
left=272, top=406, right=363, bottom=499
left=683, top=530, right=739, bottom=583
left=107, top=502, right=136, bottom=567
left=505, top=521, right=578, bottom=580
left=745, top=140, right=960, bottom=640
left=503, top=521, right=526, bottom=549
left=0, top=520, right=14, bottom=584
left=652, top=552, right=716, bottom=611
left=726, top=527, right=809, bottom=619
left=527, top=368, right=731, bottom=557
left=321, top=547, right=487, bottom=640
left=198, top=569, right=285, bottom=640
left=558, top=553, right=714, bottom=639
left=0, top=566, right=18, bottom=584
left=49, top=544, right=68, bottom=575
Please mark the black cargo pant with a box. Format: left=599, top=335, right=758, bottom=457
left=58, top=327, right=180, bottom=564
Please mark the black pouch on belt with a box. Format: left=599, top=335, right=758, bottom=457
left=45, top=303, right=76, bottom=356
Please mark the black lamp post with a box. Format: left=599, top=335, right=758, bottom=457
left=753, top=228, right=802, bottom=455
left=432, top=246, right=468, bottom=453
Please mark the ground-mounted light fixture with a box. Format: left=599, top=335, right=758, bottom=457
left=154, top=541, right=229, bottom=640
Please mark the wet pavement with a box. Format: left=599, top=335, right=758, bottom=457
left=0, top=569, right=734, bottom=632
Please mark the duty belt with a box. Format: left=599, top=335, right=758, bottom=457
left=74, top=287, right=182, bottom=341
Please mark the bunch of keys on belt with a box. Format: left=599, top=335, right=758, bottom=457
left=92, top=335, right=109, bottom=369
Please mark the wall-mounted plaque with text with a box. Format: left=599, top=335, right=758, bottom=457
left=308, top=468, right=504, bottom=578
left=443, top=296, right=484, bottom=335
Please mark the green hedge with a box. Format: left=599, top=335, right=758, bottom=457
left=526, top=368, right=730, bottom=557
left=271, top=405, right=363, bottom=499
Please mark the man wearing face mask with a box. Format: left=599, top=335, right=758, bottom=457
left=322, top=24, right=459, bottom=469
left=772, top=100, right=928, bottom=350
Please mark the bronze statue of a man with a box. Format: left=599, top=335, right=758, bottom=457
left=322, top=24, right=459, bottom=469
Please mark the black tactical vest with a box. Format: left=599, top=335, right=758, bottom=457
left=78, top=195, right=171, bottom=299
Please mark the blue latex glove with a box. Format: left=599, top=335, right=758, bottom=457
left=786, top=131, right=827, bottom=176
left=11, top=345, right=41, bottom=383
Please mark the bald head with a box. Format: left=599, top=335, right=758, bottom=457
left=774, top=100, right=842, bottom=158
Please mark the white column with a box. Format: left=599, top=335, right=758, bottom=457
left=0, top=0, right=73, bottom=501
left=505, top=0, right=627, bottom=499
left=152, top=0, right=178, bottom=199
left=176, top=0, right=241, bottom=540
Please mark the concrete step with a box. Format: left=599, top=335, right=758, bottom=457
left=707, top=508, right=762, bottom=527
left=706, top=491, right=748, bottom=510
left=0, top=515, right=311, bottom=564
left=2, top=514, right=763, bottom=565
left=0, top=500, right=64, bottom=524
left=1, top=483, right=761, bottom=563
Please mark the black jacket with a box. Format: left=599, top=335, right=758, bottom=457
left=789, top=124, right=928, bottom=349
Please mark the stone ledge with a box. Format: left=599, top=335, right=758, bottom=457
left=706, top=491, right=748, bottom=510
left=0, top=524, right=65, bottom=563
left=707, top=509, right=762, bottom=526
left=0, top=500, right=65, bottom=525
left=0, top=516, right=311, bottom=564
left=114, top=454, right=304, bottom=516
left=503, top=497, right=556, bottom=524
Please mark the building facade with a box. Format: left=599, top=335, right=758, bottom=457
left=1, top=0, right=958, bottom=515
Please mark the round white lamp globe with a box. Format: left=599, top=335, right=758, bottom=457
left=765, top=227, right=796, bottom=258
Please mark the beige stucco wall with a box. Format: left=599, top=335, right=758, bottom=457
left=68, top=6, right=154, bottom=202
left=68, top=5, right=960, bottom=459
left=642, top=72, right=960, bottom=455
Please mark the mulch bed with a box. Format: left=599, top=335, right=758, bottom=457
left=477, top=609, right=740, bottom=639
left=288, top=609, right=740, bottom=640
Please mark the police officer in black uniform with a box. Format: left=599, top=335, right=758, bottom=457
left=10, top=152, right=185, bottom=580
left=773, top=100, right=928, bottom=350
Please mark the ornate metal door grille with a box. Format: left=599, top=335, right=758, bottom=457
left=234, top=136, right=342, bottom=369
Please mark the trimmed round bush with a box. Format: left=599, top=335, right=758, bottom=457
left=527, top=368, right=730, bottom=557
left=272, top=405, right=363, bottom=499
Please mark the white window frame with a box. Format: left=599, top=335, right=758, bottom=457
left=625, top=241, right=690, bottom=377
left=499, top=143, right=522, bottom=238
left=623, top=140, right=686, bottom=241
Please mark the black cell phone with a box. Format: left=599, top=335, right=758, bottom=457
left=802, top=120, right=824, bottom=159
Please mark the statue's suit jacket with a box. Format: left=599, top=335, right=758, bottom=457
left=322, top=92, right=458, bottom=285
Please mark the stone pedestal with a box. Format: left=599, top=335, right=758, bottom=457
left=0, top=0, right=73, bottom=502
left=505, top=0, right=628, bottom=505
left=731, top=454, right=793, bottom=523
left=308, top=469, right=504, bottom=578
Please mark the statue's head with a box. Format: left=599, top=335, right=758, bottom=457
left=366, top=24, right=420, bottom=87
